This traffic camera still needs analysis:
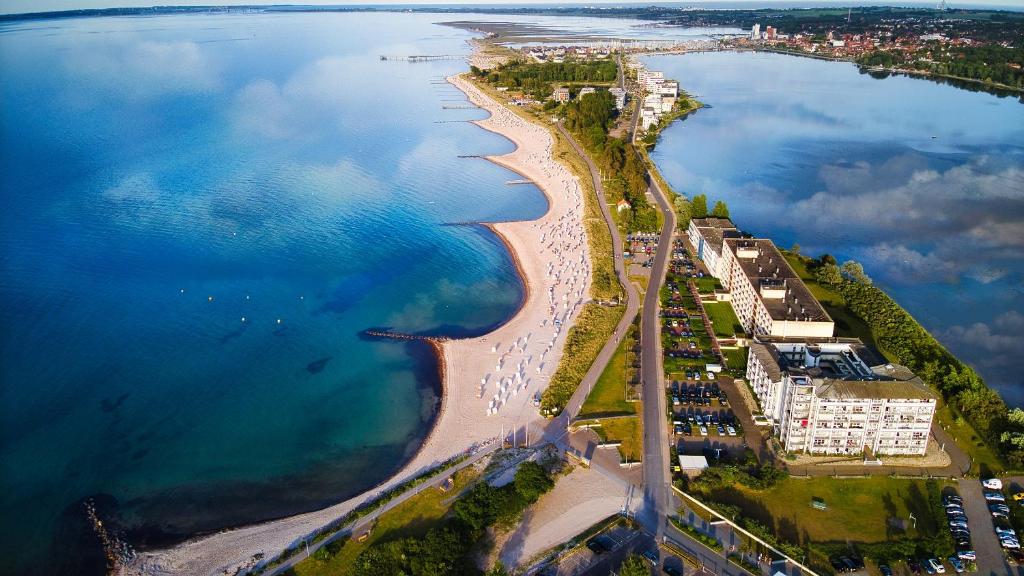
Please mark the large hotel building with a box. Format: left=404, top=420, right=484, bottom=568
left=687, top=217, right=937, bottom=456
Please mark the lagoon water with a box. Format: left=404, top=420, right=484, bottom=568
left=645, top=51, right=1024, bottom=405
left=0, top=12, right=552, bottom=574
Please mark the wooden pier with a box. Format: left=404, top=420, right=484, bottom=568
left=380, top=54, right=463, bottom=62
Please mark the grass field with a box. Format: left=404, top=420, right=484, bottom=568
left=579, top=332, right=637, bottom=418
left=783, top=253, right=884, bottom=354
left=594, top=416, right=643, bottom=462
left=293, top=468, right=478, bottom=576
left=703, top=301, right=743, bottom=339
left=708, top=476, right=951, bottom=545
left=935, top=403, right=1005, bottom=475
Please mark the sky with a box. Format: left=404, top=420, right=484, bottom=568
left=3, top=0, right=1024, bottom=17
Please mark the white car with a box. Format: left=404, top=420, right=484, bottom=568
left=928, top=558, right=946, bottom=573
left=983, top=478, right=1004, bottom=490
left=699, top=426, right=708, bottom=436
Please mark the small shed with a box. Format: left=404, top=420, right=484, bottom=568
left=677, top=455, right=709, bottom=477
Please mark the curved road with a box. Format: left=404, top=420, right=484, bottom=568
left=552, top=121, right=641, bottom=424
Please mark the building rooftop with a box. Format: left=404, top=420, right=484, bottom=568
left=690, top=217, right=740, bottom=254
left=725, top=238, right=831, bottom=324
left=691, top=217, right=736, bottom=230
left=749, top=338, right=937, bottom=401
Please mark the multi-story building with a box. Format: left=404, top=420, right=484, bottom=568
left=659, top=80, right=679, bottom=97
left=578, top=86, right=596, bottom=98
left=751, top=23, right=761, bottom=40
left=746, top=338, right=936, bottom=456
left=721, top=238, right=834, bottom=338
left=553, top=87, right=570, bottom=103
left=609, top=86, right=626, bottom=110
left=686, top=217, right=739, bottom=279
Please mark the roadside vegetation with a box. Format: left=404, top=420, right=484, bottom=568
left=592, top=415, right=644, bottom=463
left=579, top=323, right=639, bottom=418
left=299, top=461, right=557, bottom=576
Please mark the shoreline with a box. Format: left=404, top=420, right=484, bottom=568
left=119, top=72, right=591, bottom=576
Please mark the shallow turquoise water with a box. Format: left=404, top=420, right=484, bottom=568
left=645, top=51, right=1024, bottom=404
left=0, top=12, right=548, bottom=574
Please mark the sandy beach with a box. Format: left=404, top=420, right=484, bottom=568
left=119, top=73, right=591, bottom=576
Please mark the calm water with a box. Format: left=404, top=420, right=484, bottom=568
left=645, top=51, right=1024, bottom=404
left=0, top=12, right=549, bottom=574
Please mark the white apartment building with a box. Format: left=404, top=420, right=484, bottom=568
left=686, top=217, right=739, bottom=279
left=747, top=338, right=936, bottom=456
left=659, top=80, right=679, bottom=97
left=751, top=23, right=761, bottom=40
left=640, top=107, right=658, bottom=130
left=578, top=86, right=596, bottom=98
left=609, top=86, right=626, bottom=109
left=721, top=238, right=834, bottom=339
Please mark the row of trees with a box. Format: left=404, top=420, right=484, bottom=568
left=858, top=44, right=1024, bottom=89
left=351, top=461, right=555, bottom=576
left=562, top=90, right=659, bottom=233
left=808, top=255, right=1024, bottom=468
left=673, top=193, right=730, bottom=231
left=474, top=60, right=617, bottom=100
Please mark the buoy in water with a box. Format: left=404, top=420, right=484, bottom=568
left=241, top=317, right=247, bottom=323
left=277, top=318, right=282, bottom=324
left=208, top=296, right=214, bottom=302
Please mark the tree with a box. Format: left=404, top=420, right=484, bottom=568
left=790, top=243, right=801, bottom=255
left=619, top=555, right=649, bottom=576
left=820, top=253, right=837, bottom=266
left=513, top=461, right=554, bottom=503
left=814, top=263, right=843, bottom=286
left=674, top=196, right=692, bottom=230
left=711, top=200, right=730, bottom=218
left=840, top=260, right=872, bottom=284
left=691, top=194, right=708, bottom=218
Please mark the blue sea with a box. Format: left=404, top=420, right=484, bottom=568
left=645, top=51, right=1024, bottom=405
left=0, top=11, right=554, bottom=575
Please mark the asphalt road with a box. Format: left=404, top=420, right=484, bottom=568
left=638, top=158, right=679, bottom=539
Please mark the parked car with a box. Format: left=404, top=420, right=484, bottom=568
left=947, top=556, right=964, bottom=573
left=985, top=491, right=1006, bottom=502
left=879, top=564, right=893, bottom=576
left=955, top=549, right=976, bottom=561
left=699, top=426, right=708, bottom=436
left=907, top=558, right=922, bottom=575
left=727, top=425, right=737, bottom=436
left=927, top=558, right=946, bottom=573
left=983, top=478, right=1004, bottom=490
left=641, top=549, right=659, bottom=566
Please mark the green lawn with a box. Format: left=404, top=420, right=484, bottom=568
left=704, top=301, right=744, bottom=339
left=783, top=253, right=885, bottom=354
left=594, top=416, right=643, bottom=462
left=293, top=469, right=477, bottom=576
left=579, top=333, right=637, bottom=418
left=707, top=476, right=952, bottom=544
left=722, top=347, right=749, bottom=372
left=935, top=403, right=1005, bottom=475
left=694, top=276, right=721, bottom=294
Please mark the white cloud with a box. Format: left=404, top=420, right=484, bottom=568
left=64, top=39, right=221, bottom=102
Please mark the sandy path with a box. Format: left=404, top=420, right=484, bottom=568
left=119, top=74, right=591, bottom=576
left=497, top=466, right=630, bottom=570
